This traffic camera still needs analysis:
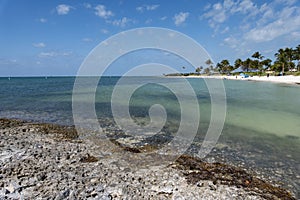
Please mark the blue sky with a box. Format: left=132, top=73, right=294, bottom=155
left=0, top=0, right=300, bottom=76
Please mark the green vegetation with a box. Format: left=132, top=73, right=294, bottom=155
left=165, top=45, right=300, bottom=77
left=216, top=44, right=300, bottom=76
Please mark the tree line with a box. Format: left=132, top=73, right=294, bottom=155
left=204, top=44, right=300, bottom=75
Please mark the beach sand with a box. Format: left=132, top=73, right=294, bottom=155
left=184, top=75, right=300, bottom=85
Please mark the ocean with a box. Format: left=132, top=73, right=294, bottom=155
left=0, top=76, right=299, bottom=197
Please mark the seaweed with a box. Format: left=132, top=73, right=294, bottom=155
left=175, top=155, right=296, bottom=200
left=79, top=154, right=99, bottom=163
left=109, top=139, right=159, bottom=153
left=35, top=123, right=78, bottom=140
left=0, top=118, right=25, bottom=128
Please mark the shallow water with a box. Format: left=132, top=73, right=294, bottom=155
left=0, top=76, right=299, bottom=197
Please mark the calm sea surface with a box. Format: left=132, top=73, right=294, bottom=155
left=0, top=76, right=299, bottom=197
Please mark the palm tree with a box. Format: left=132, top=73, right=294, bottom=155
left=284, top=48, right=293, bottom=71
left=251, top=51, right=264, bottom=72
left=234, top=58, right=243, bottom=69
left=195, top=66, right=203, bottom=74
left=217, top=59, right=232, bottom=74
left=293, top=45, right=300, bottom=71
left=242, top=58, right=252, bottom=72
left=204, top=68, right=210, bottom=74
left=205, top=59, right=214, bottom=73
left=216, top=63, right=222, bottom=73
left=205, top=59, right=213, bottom=67
left=205, top=59, right=213, bottom=65
left=275, top=48, right=287, bottom=75
left=261, top=58, right=272, bottom=70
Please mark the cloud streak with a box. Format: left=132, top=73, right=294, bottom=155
left=94, top=5, right=114, bottom=19
left=56, top=4, right=73, bottom=15
left=136, top=4, right=159, bottom=12
left=109, top=17, right=133, bottom=27
left=245, top=10, right=300, bottom=42
left=39, top=18, right=47, bottom=23
left=33, top=43, right=46, bottom=48
left=39, top=51, right=72, bottom=58
left=203, top=0, right=300, bottom=43
left=174, top=12, right=189, bottom=26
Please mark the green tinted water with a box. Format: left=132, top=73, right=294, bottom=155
left=0, top=77, right=299, bottom=196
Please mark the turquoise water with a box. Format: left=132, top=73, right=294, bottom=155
left=0, top=76, right=299, bottom=197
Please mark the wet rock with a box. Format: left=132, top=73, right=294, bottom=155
left=0, top=118, right=297, bottom=200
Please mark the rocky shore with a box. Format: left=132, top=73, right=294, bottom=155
left=0, top=118, right=296, bottom=199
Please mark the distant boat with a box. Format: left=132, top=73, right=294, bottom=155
left=8, top=77, right=11, bottom=80
left=45, top=76, right=47, bottom=79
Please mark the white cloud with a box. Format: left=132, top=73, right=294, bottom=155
left=201, top=0, right=300, bottom=59
left=101, top=29, right=109, bottom=34
left=56, top=4, right=73, bottom=15
left=82, top=38, right=92, bottom=42
left=83, top=3, right=92, bottom=9
left=257, top=3, right=274, bottom=25
left=145, top=19, right=152, bottom=24
left=136, top=6, right=143, bottom=12
left=290, top=31, right=300, bottom=40
left=39, top=51, right=72, bottom=58
left=213, top=11, right=226, bottom=23
left=39, top=52, right=56, bottom=57
left=274, top=0, right=297, bottom=6
left=202, top=0, right=259, bottom=28
left=33, top=42, right=46, bottom=48
left=279, top=6, right=296, bottom=18
left=173, top=12, right=189, bottom=26
left=202, top=2, right=228, bottom=28
left=146, top=5, right=159, bottom=11
left=244, top=6, right=300, bottom=42
left=94, top=5, right=114, bottom=19
left=223, top=0, right=234, bottom=9
left=160, top=16, right=167, bottom=21
left=231, top=0, right=258, bottom=15
left=245, top=14, right=300, bottom=42
left=110, top=17, right=132, bottom=27
left=39, top=18, right=47, bottom=23
left=221, top=26, right=230, bottom=34
left=214, top=3, right=223, bottom=10
left=136, top=4, right=159, bottom=12
left=0, top=58, right=17, bottom=65
left=223, top=36, right=239, bottom=48
left=61, top=52, right=72, bottom=56
left=203, top=3, right=211, bottom=11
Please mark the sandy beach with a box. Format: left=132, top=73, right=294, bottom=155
left=183, top=75, right=300, bottom=85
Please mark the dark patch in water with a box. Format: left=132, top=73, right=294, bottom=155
left=285, top=135, right=299, bottom=140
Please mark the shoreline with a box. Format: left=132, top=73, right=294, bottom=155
left=3, top=75, right=300, bottom=85
left=170, top=75, right=300, bottom=85
left=0, top=118, right=296, bottom=199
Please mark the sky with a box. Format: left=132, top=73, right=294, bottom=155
left=0, top=0, right=300, bottom=76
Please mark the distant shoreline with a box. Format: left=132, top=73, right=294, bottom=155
left=2, top=75, right=300, bottom=85
left=166, top=75, right=300, bottom=85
